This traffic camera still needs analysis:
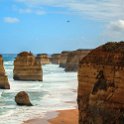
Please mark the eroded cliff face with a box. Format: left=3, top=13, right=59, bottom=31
left=0, top=55, right=10, bottom=89
left=59, top=51, right=70, bottom=68
left=78, top=42, right=124, bottom=124
left=50, top=54, right=61, bottom=64
left=13, top=52, right=42, bottom=81
left=65, top=49, right=90, bottom=72
left=36, top=54, right=50, bottom=65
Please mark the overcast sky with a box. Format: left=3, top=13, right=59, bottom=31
left=0, top=0, right=124, bottom=53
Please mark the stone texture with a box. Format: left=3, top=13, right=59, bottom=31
left=50, top=53, right=61, bottom=64
left=59, top=51, right=70, bottom=68
left=15, top=91, right=32, bottom=106
left=0, top=55, right=10, bottom=89
left=78, top=42, right=124, bottom=124
left=36, top=53, right=50, bottom=65
left=65, top=49, right=90, bottom=72
left=13, top=51, right=42, bottom=81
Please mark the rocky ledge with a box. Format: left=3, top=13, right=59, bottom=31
left=0, top=55, right=10, bottom=89
left=65, top=49, right=90, bottom=72
left=13, top=51, right=42, bottom=81
left=78, top=42, right=124, bottom=124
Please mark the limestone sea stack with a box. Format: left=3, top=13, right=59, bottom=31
left=59, top=51, right=70, bottom=68
left=65, top=49, right=90, bottom=72
left=0, top=55, right=10, bottom=89
left=15, top=91, right=32, bottom=106
left=50, top=53, right=61, bottom=64
left=13, top=51, right=42, bottom=81
left=78, top=42, right=124, bottom=124
left=36, top=53, right=50, bottom=65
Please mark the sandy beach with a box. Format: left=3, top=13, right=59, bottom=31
left=49, top=109, right=78, bottom=124
left=23, top=109, right=78, bottom=124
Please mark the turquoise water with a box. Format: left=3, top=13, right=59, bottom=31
left=0, top=54, right=78, bottom=124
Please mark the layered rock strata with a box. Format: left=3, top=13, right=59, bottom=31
left=65, top=49, right=90, bottom=72
left=0, top=55, right=10, bottom=89
left=36, top=53, right=50, bottom=65
left=59, top=51, right=70, bottom=68
left=13, top=52, right=42, bottom=81
left=78, top=42, right=124, bottom=124
left=50, top=53, right=61, bottom=64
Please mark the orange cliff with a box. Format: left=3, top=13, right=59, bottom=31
left=0, top=55, right=10, bottom=89
left=78, top=42, right=124, bottom=124
left=65, top=49, right=90, bottom=72
left=13, top=51, right=42, bottom=81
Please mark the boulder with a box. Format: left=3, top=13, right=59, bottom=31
left=13, top=51, right=42, bottom=81
left=15, top=91, right=32, bottom=106
left=78, top=42, right=124, bottom=124
left=0, top=55, right=10, bottom=89
left=36, top=53, right=50, bottom=65
left=65, top=49, right=90, bottom=72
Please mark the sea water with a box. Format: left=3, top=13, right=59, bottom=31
left=0, top=54, right=78, bottom=124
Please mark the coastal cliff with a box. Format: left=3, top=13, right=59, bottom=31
left=59, top=51, right=70, bottom=68
left=13, top=52, right=42, bottom=81
left=65, top=49, right=90, bottom=72
left=50, top=53, right=61, bottom=64
left=36, top=53, right=50, bottom=65
left=78, top=42, right=124, bottom=124
left=0, top=55, right=10, bottom=89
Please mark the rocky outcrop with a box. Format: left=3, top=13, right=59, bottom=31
left=0, top=55, right=10, bottom=89
left=50, top=53, right=61, bottom=64
left=36, top=53, right=50, bottom=65
left=78, top=42, right=124, bottom=124
left=15, top=91, right=32, bottom=106
left=59, top=51, right=70, bottom=68
left=65, top=49, right=90, bottom=72
left=13, top=51, right=42, bottom=81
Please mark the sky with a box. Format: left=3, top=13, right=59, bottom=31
left=0, top=0, right=124, bottom=53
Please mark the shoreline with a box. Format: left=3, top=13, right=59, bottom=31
left=23, top=109, right=78, bottom=124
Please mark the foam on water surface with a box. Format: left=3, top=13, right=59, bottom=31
left=0, top=55, right=77, bottom=124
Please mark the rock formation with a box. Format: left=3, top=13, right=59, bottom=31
left=36, top=53, right=50, bottom=65
left=50, top=53, right=61, bottom=64
left=13, top=51, right=42, bottom=81
left=0, top=55, right=10, bottom=89
left=15, top=91, right=32, bottom=106
left=65, top=49, right=90, bottom=72
left=78, top=42, right=124, bottom=124
left=59, top=51, right=70, bottom=68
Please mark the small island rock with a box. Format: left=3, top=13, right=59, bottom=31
left=15, top=91, right=32, bottom=106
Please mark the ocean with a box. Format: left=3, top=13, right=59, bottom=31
left=0, top=54, right=78, bottom=124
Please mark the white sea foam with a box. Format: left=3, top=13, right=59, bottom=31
left=0, top=61, right=77, bottom=124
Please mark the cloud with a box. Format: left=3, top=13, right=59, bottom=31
left=15, top=0, right=124, bottom=21
left=18, top=7, right=46, bottom=15
left=100, top=20, right=124, bottom=42
left=108, top=20, right=124, bottom=31
left=19, top=8, right=32, bottom=14
left=13, top=4, right=46, bottom=15
left=3, top=17, right=20, bottom=23
left=35, top=10, right=46, bottom=15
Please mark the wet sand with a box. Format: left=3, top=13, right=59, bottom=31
left=23, top=109, right=78, bottom=124
left=49, top=109, right=78, bottom=124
